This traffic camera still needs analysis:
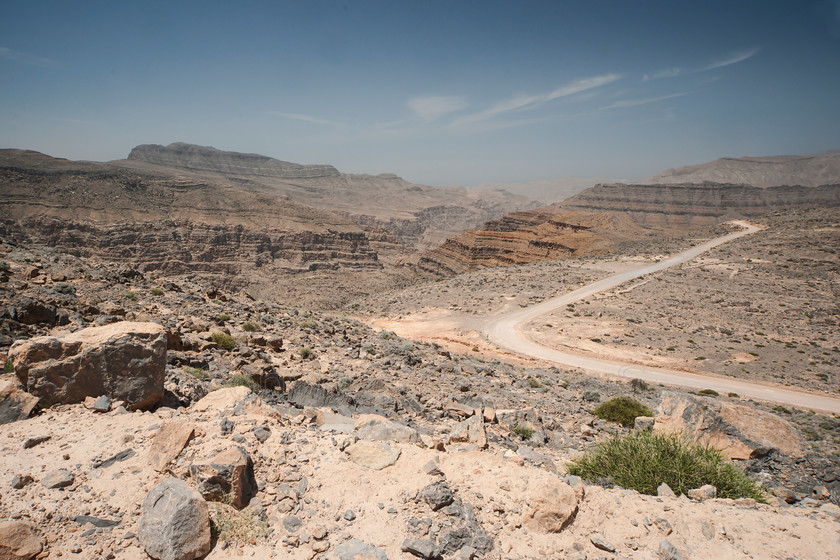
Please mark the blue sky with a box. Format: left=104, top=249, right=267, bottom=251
left=2, top=1, right=839, bottom=186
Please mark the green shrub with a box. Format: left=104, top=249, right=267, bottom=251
left=3, top=359, right=13, bottom=374
left=526, top=376, right=542, bottom=388
left=150, top=288, right=164, bottom=296
left=211, top=332, right=237, bottom=350
left=511, top=423, right=535, bottom=441
left=728, top=392, right=739, bottom=398
left=630, top=378, right=650, bottom=393
left=299, top=347, right=315, bottom=360
left=183, top=366, right=209, bottom=381
left=124, top=291, right=137, bottom=301
left=227, top=374, right=259, bottom=392
left=300, top=320, right=317, bottom=330
left=582, top=391, right=601, bottom=403
left=241, top=321, right=261, bottom=332
left=0, top=261, right=9, bottom=273
left=567, top=430, right=766, bottom=501
left=697, top=389, right=719, bottom=397
left=216, top=313, right=231, bottom=323
left=772, top=405, right=792, bottom=415
left=592, top=396, right=653, bottom=427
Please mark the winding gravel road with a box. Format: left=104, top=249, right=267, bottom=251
left=484, top=221, right=840, bottom=413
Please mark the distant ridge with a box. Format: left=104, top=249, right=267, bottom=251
left=644, top=151, right=840, bottom=187
left=127, top=142, right=344, bottom=180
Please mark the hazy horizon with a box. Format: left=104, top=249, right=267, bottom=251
left=2, top=1, right=839, bottom=186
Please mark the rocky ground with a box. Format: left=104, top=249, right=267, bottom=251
left=1, top=227, right=839, bottom=559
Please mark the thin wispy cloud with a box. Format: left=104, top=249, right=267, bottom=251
left=449, top=73, right=621, bottom=128
left=603, top=92, right=689, bottom=110
left=701, top=47, right=761, bottom=71
left=0, top=46, right=57, bottom=67
left=269, top=111, right=346, bottom=127
left=407, top=95, right=468, bottom=123
left=649, top=47, right=760, bottom=80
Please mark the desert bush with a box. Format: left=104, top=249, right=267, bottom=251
left=592, top=396, right=653, bottom=427
left=209, top=502, right=270, bottom=545
left=299, top=347, right=315, bottom=360
left=630, top=378, right=650, bottom=393
left=582, top=391, right=601, bottom=403
left=526, top=377, right=542, bottom=389
left=511, top=423, right=535, bottom=441
left=150, top=288, right=164, bottom=296
left=697, top=389, right=719, bottom=397
left=211, top=332, right=237, bottom=350
left=183, top=366, right=209, bottom=381
left=216, top=313, right=231, bottom=323
left=241, top=321, right=261, bottom=332
left=567, top=430, right=766, bottom=501
left=3, top=359, right=13, bottom=374
left=227, top=374, right=259, bottom=392
left=124, top=291, right=137, bottom=301
left=0, top=261, right=9, bottom=273
left=299, top=320, right=317, bottom=330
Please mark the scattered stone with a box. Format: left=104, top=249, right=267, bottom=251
left=688, top=484, right=717, bottom=501
left=355, top=414, right=420, bottom=443
left=22, top=436, right=50, bottom=449
left=522, top=478, right=578, bottom=533
left=445, top=401, right=475, bottom=418
left=330, top=539, right=387, bottom=560
left=189, top=446, right=256, bottom=509
left=422, top=461, right=445, bottom=477
left=148, top=421, right=195, bottom=472
left=92, top=395, right=111, bottom=412
left=343, top=510, right=356, bottom=521
left=419, top=481, right=455, bottom=511
left=9, top=321, right=167, bottom=410
left=253, top=425, right=271, bottom=442
left=658, top=539, right=684, bottom=560
left=448, top=414, right=487, bottom=448
left=634, top=416, right=655, bottom=431
left=0, top=381, right=38, bottom=425
left=589, top=533, right=615, bottom=553
left=819, top=503, right=840, bottom=518
left=220, top=418, right=234, bottom=435
left=771, top=486, right=797, bottom=504
left=41, top=469, right=74, bottom=489
left=657, top=483, right=677, bottom=498
left=138, top=478, right=211, bottom=560
left=283, top=516, right=302, bottom=533
left=344, top=440, right=401, bottom=470
left=655, top=518, right=673, bottom=536
left=72, top=515, right=120, bottom=528
left=401, top=538, right=441, bottom=559
left=0, top=520, right=43, bottom=560
left=10, top=475, right=33, bottom=489
left=701, top=520, right=715, bottom=539
left=312, top=526, right=327, bottom=540
left=93, top=449, right=137, bottom=469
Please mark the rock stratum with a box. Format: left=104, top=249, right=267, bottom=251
left=643, top=151, right=840, bottom=187
left=562, top=182, right=840, bottom=227
left=0, top=146, right=534, bottom=306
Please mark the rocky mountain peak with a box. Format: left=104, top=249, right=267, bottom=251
left=127, top=142, right=342, bottom=180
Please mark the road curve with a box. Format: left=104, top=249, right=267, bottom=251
left=484, top=221, right=840, bottom=414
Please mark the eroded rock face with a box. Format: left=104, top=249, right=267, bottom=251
left=9, top=321, right=166, bottom=410
left=138, top=478, right=210, bottom=560
left=655, top=392, right=805, bottom=460
left=0, top=520, right=43, bottom=560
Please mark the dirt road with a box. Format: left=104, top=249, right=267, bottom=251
left=483, top=221, right=840, bottom=413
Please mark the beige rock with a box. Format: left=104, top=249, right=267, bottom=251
left=355, top=414, right=420, bottom=443
left=189, top=446, right=257, bottom=509
left=344, top=440, right=401, bottom=470
left=0, top=520, right=43, bottom=560
left=191, top=386, right=252, bottom=412
left=521, top=478, right=578, bottom=533
left=148, top=420, right=195, bottom=472
left=449, top=414, right=487, bottom=448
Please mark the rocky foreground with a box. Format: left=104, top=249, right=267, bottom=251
left=1, top=238, right=839, bottom=559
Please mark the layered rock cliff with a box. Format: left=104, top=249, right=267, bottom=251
left=417, top=207, right=649, bottom=276
left=643, top=152, right=840, bottom=187
left=561, top=183, right=840, bottom=227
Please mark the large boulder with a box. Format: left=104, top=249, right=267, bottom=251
left=521, top=477, right=578, bottom=533
left=138, top=478, right=210, bottom=560
left=9, top=321, right=166, bottom=410
left=655, top=392, right=804, bottom=460
left=0, top=380, right=38, bottom=425
left=0, top=520, right=43, bottom=560
left=189, top=446, right=256, bottom=509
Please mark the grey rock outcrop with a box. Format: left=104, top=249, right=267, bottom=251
left=138, top=478, right=210, bottom=560
left=9, top=321, right=166, bottom=410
